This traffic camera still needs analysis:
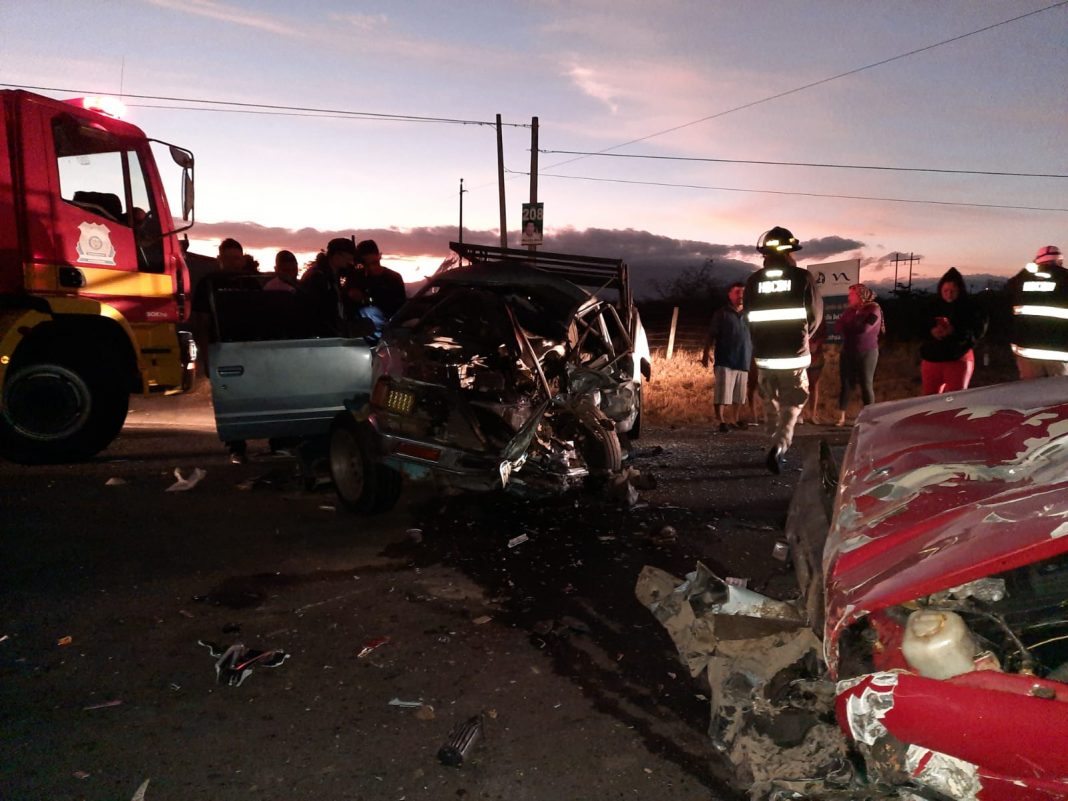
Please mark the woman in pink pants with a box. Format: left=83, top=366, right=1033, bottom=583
left=920, top=268, right=983, bottom=395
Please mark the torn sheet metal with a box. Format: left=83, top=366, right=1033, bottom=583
left=637, top=563, right=850, bottom=799
left=635, top=563, right=803, bottom=677
left=198, top=640, right=289, bottom=686
left=839, top=671, right=900, bottom=746
left=905, top=745, right=981, bottom=801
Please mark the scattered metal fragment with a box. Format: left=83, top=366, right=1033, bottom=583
left=83, top=699, right=123, bottom=710
left=357, top=636, right=390, bottom=658
left=165, top=467, right=206, bottom=492
left=197, top=640, right=289, bottom=687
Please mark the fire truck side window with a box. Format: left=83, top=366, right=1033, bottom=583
left=127, top=150, right=165, bottom=273
left=53, top=117, right=164, bottom=272
left=53, top=118, right=129, bottom=224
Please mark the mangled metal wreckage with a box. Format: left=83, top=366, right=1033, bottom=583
left=639, top=377, right=1068, bottom=800
left=352, top=242, right=650, bottom=497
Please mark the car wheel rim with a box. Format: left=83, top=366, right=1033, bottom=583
left=3, top=365, right=92, bottom=440
left=330, top=428, right=365, bottom=500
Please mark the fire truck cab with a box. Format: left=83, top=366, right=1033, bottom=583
left=0, top=89, right=195, bottom=463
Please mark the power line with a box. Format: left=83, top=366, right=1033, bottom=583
left=0, top=82, right=530, bottom=128
left=539, top=149, right=1068, bottom=180
left=125, top=102, right=489, bottom=126
left=508, top=169, right=1068, bottom=213
left=544, top=1, right=1068, bottom=170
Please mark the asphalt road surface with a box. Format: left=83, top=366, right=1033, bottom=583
left=0, top=393, right=849, bottom=801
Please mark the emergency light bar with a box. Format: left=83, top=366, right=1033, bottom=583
left=66, top=95, right=126, bottom=119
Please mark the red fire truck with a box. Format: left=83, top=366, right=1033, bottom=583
left=0, top=89, right=195, bottom=463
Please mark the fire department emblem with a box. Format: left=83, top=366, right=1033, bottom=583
left=76, top=222, right=116, bottom=266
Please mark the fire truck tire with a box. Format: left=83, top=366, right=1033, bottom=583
left=0, top=355, right=129, bottom=464
left=329, top=418, right=402, bottom=514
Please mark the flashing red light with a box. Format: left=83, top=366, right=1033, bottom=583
left=66, top=95, right=127, bottom=120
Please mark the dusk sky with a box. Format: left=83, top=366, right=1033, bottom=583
left=3, top=1, right=1066, bottom=293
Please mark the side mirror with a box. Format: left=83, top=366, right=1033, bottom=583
left=169, top=145, right=194, bottom=170
left=182, top=169, right=195, bottom=222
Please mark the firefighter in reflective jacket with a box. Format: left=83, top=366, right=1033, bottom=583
left=1009, top=245, right=1068, bottom=380
left=744, top=226, right=824, bottom=474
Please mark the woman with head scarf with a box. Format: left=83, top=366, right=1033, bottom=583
left=920, top=268, right=983, bottom=395
left=834, top=283, right=883, bottom=425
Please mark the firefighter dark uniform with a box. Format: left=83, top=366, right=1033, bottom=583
left=1010, top=245, right=1068, bottom=380
left=744, top=227, right=823, bottom=474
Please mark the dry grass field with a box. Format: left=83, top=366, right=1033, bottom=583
left=645, top=342, right=1017, bottom=426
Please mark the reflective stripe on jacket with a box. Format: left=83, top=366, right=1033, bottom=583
left=1010, top=263, right=1068, bottom=361
left=744, top=264, right=822, bottom=369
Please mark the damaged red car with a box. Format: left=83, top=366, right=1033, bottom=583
left=816, top=377, right=1068, bottom=799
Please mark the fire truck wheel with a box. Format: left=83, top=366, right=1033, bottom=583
left=0, top=356, right=129, bottom=464
left=329, top=418, right=402, bottom=514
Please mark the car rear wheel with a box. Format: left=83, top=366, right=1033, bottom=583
left=571, top=404, right=622, bottom=474
left=329, top=418, right=402, bottom=514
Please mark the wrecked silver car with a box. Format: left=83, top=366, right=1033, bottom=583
left=331, top=243, right=650, bottom=506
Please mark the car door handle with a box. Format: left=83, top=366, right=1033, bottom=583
left=217, top=365, right=244, bottom=377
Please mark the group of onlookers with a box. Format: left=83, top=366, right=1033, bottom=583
left=191, top=235, right=408, bottom=462
left=703, top=230, right=1067, bottom=473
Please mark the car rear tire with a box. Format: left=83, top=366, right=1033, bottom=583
left=0, top=355, right=128, bottom=464
left=329, top=418, right=402, bottom=514
left=572, top=404, right=622, bottom=474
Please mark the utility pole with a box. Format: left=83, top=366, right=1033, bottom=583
left=528, top=116, right=538, bottom=252
left=458, top=178, right=466, bottom=245
left=891, top=252, right=919, bottom=293
left=496, top=114, right=507, bottom=249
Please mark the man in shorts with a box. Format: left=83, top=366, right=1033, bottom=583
left=701, top=282, right=753, bottom=433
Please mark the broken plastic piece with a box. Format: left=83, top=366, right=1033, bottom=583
left=472, top=615, right=492, bottom=625
left=198, top=640, right=289, bottom=687
left=165, top=467, right=206, bottom=492
left=131, top=778, right=150, bottom=801
left=105, top=477, right=126, bottom=486
left=57, top=635, right=72, bottom=646
left=358, top=636, right=390, bottom=658
left=507, top=533, right=529, bottom=548
left=388, top=697, right=424, bottom=708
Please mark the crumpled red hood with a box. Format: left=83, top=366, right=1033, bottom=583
left=824, top=377, right=1068, bottom=674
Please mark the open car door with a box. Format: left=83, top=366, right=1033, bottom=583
left=205, top=276, right=373, bottom=442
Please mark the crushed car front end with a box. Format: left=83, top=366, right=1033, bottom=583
left=368, top=245, right=646, bottom=494
left=825, top=377, right=1068, bottom=800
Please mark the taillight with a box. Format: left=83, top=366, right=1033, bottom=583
left=371, top=376, right=391, bottom=407
left=372, top=376, right=416, bottom=415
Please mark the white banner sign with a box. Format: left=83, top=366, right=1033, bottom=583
left=808, top=258, right=861, bottom=342
left=808, top=258, right=860, bottom=297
